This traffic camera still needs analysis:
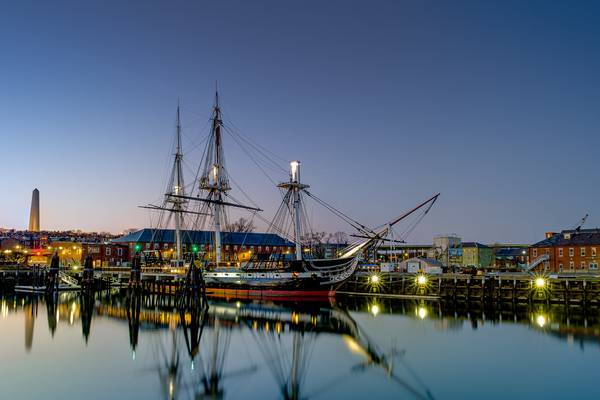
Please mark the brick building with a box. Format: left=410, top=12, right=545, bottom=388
left=81, top=242, right=130, bottom=267
left=529, top=229, right=600, bottom=273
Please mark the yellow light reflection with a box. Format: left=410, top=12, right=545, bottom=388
left=370, top=304, right=380, bottom=317
left=342, top=335, right=368, bottom=358
left=536, top=314, right=547, bottom=328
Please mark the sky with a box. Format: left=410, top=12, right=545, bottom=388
left=0, top=0, right=599, bottom=244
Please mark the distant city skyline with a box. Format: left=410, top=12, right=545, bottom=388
left=1, top=1, right=599, bottom=243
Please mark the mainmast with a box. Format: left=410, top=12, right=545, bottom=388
left=199, top=91, right=230, bottom=265
left=278, top=161, right=309, bottom=260
left=174, top=105, right=185, bottom=261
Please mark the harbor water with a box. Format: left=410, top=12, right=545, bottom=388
left=0, top=291, right=598, bottom=400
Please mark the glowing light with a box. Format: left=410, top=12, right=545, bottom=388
left=536, top=315, right=547, bottom=327
left=417, top=307, right=428, bottom=320
left=370, top=274, right=380, bottom=284
left=290, top=160, right=300, bottom=182
left=370, top=304, right=380, bottom=316
left=535, top=277, right=546, bottom=288
left=235, top=301, right=241, bottom=308
left=212, top=164, right=218, bottom=182
left=416, top=274, right=427, bottom=285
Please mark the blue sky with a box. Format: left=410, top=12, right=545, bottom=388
left=1, top=0, right=599, bottom=244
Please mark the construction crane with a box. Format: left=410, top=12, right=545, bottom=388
left=573, top=214, right=589, bottom=232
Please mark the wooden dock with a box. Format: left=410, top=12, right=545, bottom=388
left=338, top=272, right=600, bottom=305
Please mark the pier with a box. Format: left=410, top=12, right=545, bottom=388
left=2, top=266, right=600, bottom=305
left=339, top=272, right=600, bottom=305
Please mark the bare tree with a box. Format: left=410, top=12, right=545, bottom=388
left=226, top=217, right=256, bottom=233
left=301, top=232, right=328, bottom=258
left=331, top=231, right=348, bottom=245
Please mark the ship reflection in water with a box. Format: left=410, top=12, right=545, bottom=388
left=1, top=292, right=600, bottom=400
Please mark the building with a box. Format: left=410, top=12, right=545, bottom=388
left=529, top=229, right=600, bottom=273
left=81, top=242, right=130, bottom=268
left=112, top=228, right=295, bottom=263
left=432, top=235, right=462, bottom=266
left=491, top=245, right=529, bottom=270
left=376, top=245, right=433, bottom=263
left=461, top=242, right=493, bottom=269
left=398, top=257, right=443, bottom=274
left=28, top=188, right=40, bottom=232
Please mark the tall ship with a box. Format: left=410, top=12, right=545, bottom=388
left=137, top=91, right=439, bottom=298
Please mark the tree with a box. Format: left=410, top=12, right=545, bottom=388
left=226, top=217, right=256, bottom=233
left=331, top=231, right=348, bottom=245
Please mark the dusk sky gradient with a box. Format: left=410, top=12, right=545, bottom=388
left=1, top=0, right=599, bottom=244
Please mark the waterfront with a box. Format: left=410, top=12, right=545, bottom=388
left=1, top=291, right=599, bottom=400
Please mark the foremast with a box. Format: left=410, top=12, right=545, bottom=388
left=277, top=161, right=309, bottom=261
left=167, top=104, right=187, bottom=264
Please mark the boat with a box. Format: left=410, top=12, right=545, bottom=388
left=141, top=90, right=439, bottom=297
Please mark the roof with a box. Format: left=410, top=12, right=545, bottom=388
left=531, top=229, right=600, bottom=248
left=112, top=228, right=294, bottom=247
left=495, top=248, right=528, bottom=257
left=462, top=242, right=490, bottom=248
left=402, top=257, right=443, bottom=267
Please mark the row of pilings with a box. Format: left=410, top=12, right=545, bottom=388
left=339, top=272, right=600, bottom=305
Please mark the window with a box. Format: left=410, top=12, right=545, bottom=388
left=117, top=248, right=123, bottom=256
left=581, top=247, right=586, bottom=257
left=558, top=263, right=563, bottom=271
left=145, top=243, right=150, bottom=249
left=154, top=243, right=159, bottom=250
left=558, top=248, right=563, bottom=257
left=533, top=249, right=537, bottom=258
left=590, top=263, right=598, bottom=270
left=581, top=261, right=586, bottom=269
left=569, top=261, right=574, bottom=268
left=164, top=243, right=168, bottom=249
left=105, top=247, right=111, bottom=256
left=592, top=248, right=597, bottom=257
left=569, top=248, right=574, bottom=257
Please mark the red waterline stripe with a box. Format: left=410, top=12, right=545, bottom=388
left=205, top=288, right=335, bottom=300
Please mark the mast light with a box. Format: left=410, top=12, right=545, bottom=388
left=290, top=160, right=300, bottom=182
left=212, top=164, right=219, bottom=183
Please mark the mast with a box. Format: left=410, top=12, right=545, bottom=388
left=162, top=103, right=187, bottom=264
left=278, top=161, right=309, bottom=261
left=173, top=104, right=184, bottom=262
left=199, top=90, right=230, bottom=265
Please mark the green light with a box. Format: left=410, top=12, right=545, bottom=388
left=192, top=244, right=199, bottom=253
left=134, top=244, right=141, bottom=252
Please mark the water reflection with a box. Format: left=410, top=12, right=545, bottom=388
left=1, top=291, right=600, bottom=399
